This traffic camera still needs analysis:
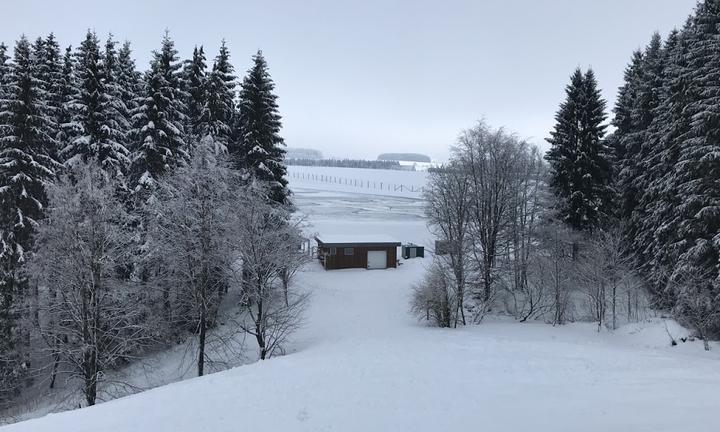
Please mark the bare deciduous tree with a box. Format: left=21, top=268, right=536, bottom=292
left=576, top=228, right=644, bottom=331
left=454, top=122, right=532, bottom=306
left=30, top=163, right=152, bottom=406
left=410, top=260, right=456, bottom=328
left=534, top=220, right=575, bottom=325
left=234, top=186, right=309, bottom=360
left=424, top=161, right=471, bottom=326
left=147, top=147, right=240, bottom=376
left=670, top=268, right=720, bottom=351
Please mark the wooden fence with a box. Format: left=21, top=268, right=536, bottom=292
left=289, top=171, right=424, bottom=194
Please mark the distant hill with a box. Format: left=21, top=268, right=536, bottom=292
left=286, top=147, right=323, bottom=160
left=377, top=153, right=431, bottom=163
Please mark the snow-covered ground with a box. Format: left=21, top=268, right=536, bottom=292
left=286, top=166, right=428, bottom=199
left=3, top=181, right=720, bottom=432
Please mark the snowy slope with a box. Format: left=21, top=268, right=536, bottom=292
left=3, top=180, right=720, bottom=432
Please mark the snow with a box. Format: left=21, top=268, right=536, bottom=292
left=287, top=165, right=427, bottom=199
left=315, top=234, right=400, bottom=245
left=3, top=176, right=720, bottom=432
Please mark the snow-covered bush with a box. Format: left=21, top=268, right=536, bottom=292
left=410, top=261, right=457, bottom=328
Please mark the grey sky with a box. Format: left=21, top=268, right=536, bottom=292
left=1, top=0, right=698, bottom=160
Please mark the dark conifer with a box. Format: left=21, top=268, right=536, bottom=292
left=236, top=50, right=288, bottom=203
left=64, top=31, right=129, bottom=177
left=0, top=37, right=58, bottom=395
left=199, top=41, right=235, bottom=154
left=668, top=1, right=720, bottom=285
left=545, top=68, right=612, bottom=232
left=181, top=45, right=207, bottom=139
left=130, top=32, right=187, bottom=191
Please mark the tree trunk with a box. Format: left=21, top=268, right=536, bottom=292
left=84, top=349, right=97, bottom=406
left=612, top=284, right=617, bottom=330
left=571, top=241, right=579, bottom=261
left=49, top=352, right=60, bottom=389
left=255, top=295, right=266, bottom=360
left=198, top=299, right=206, bottom=376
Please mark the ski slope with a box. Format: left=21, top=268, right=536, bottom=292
left=3, top=183, right=720, bottom=432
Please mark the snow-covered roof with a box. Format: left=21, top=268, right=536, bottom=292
left=315, top=234, right=401, bottom=246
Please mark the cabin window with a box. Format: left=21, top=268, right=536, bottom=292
left=344, top=247, right=354, bottom=256
left=329, top=247, right=337, bottom=256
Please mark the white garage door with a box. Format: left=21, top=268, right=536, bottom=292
left=367, top=250, right=387, bottom=269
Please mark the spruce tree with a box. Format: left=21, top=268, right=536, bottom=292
left=236, top=50, right=288, bottom=203
left=181, top=45, right=207, bottom=139
left=613, top=50, right=644, bottom=220
left=0, top=42, right=8, bottom=107
left=641, top=28, right=694, bottom=294
left=56, top=45, right=77, bottom=160
left=545, top=68, right=612, bottom=232
left=116, top=41, right=142, bottom=123
left=30, top=35, right=63, bottom=161
left=199, top=41, right=236, bottom=154
left=63, top=31, right=129, bottom=177
left=613, top=34, right=665, bottom=263
left=130, top=32, right=187, bottom=191
left=669, top=0, right=720, bottom=290
left=103, top=35, right=132, bottom=176
left=40, top=34, right=65, bottom=162
left=0, top=37, right=58, bottom=397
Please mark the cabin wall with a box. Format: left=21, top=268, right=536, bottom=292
left=319, top=245, right=397, bottom=270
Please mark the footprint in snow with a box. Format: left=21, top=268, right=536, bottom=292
left=297, top=409, right=310, bottom=422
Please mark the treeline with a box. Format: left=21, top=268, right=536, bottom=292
left=610, top=2, right=720, bottom=347
left=0, top=31, right=307, bottom=409
left=286, top=158, right=401, bottom=169
left=285, top=147, right=323, bottom=160
left=417, top=1, right=720, bottom=348
left=377, top=153, right=431, bottom=163
left=417, top=120, right=639, bottom=331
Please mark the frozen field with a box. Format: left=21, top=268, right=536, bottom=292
left=3, top=180, right=720, bottom=432
left=287, top=166, right=428, bottom=199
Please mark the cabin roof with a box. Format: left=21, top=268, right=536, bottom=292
left=315, top=234, right=401, bottom=247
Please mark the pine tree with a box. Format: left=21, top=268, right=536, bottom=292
left=236, top=50, right=288, bottom=203
left=130, top=32, right=187, bottom=191
left=181, top=45, right=207, bottom=139
left=116, top=41, right=142, bottom=125
left=613, top=50, right=644, bottom=220
left=56, top=45, right=78, bottom=160
left=668, top=0, right=720, bottom=296
left=0, top=42, right=8, bottom=106
left=64, top=31, right=129, bottom=177
left=613, top=34, right=665, bottom=263
left=199, top=41, right=235, bottom=154
left=31, top=35, right=63, bottom=161
left=0, top=40, right=15, bottom=402
left=641, top=28, right=695, bottom=295
left=103, top=35, right=132, bottom=177
left=0, top=36, right=58, bottom=398
left=545, top=68, right=612, bottom=232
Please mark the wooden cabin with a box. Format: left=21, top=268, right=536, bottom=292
left=315, top=235, right=401, bottom=270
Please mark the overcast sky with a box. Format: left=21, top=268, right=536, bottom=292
left=1, top=0, right=699, bottom=160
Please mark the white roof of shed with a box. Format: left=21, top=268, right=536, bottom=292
left=315, top=234, right=400, bottom=245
